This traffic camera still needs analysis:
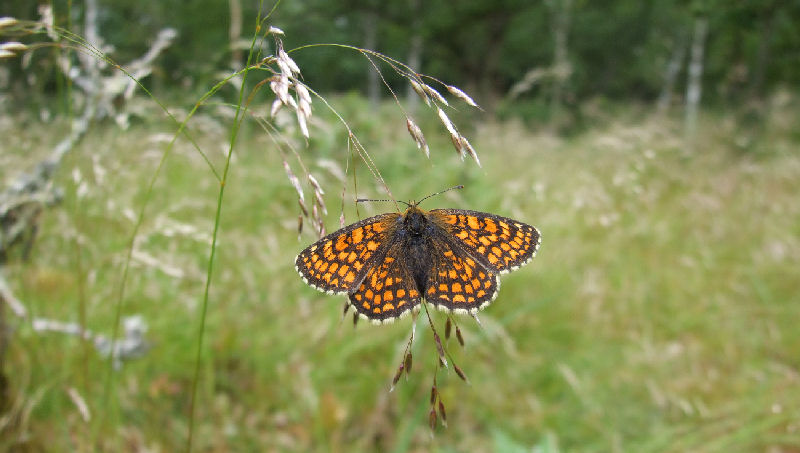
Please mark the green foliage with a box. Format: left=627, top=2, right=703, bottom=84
left=3, top=102, right=800, bottom=450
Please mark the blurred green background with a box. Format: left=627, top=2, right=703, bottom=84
left=1, top=0, right=799, bottom=452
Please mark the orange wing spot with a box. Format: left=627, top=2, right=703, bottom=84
left=444, top=250, right=454, bottom=257
left=365, top=289, right=374, bottom=299
left=338, top=265, right=349, bottom=277
left=374, top=294, right=381, bottom=304
left=468, top=296, right=475, bottom=303
left=488, top=254, right=499, bottom=264
left=410, top=289, right=419, bottom=298
left=452, top=282, right=462, bottom=293
left=476, top=290, right=486, bottom=298
left=367, top=241, right=380, bottom=251
left=384, top=291, right=394, bottom=302
left=385, top=256, right=395, bottom=264
left=372, top=222, right=387, bottom=233
left=314, top=260, right=323, bottom=270
left=484, top=219, right=498, bottom=233
left=471, top=278, right=481, bottom=288
left=386, top=277, right=394, bottom=286
left=467, top=216, right=480, bottom=229
left=465, top=284, right=474, bottom=294
left=453, top=294, right=466, bottom=303
left=319, top=262, right=329, bottom=273
left=347, top=251, right=358, bottom=262
left=479, top=236, right=492, bottom=246
left=477, top=246, right=486, bottom=254
left=438, top=283, right=448, bottom=292
left=397, top=289, right=407, bottom=298
left=443, top=215, right=458, bottom=224
left=335, top=237, right=348, bottom=251
left=373, top=307, right=381, bottom=314
left=354, top=293, right=362, bottom=301
left=500, top=242, right=511, bottom=251
left=448, top=269, right=457, bottom=279
left=362, top=302, right=370, bottom=310
left=456, top=230, right=469, bottom=240
left=323, top=273, right=331, bottom=283
left=509, top=249, right=519, bottom=259
left=343, top=272, right=355, bottom=284
left=383, top=302, right=395, bottom=311
left=491, top=246, right=502, bottom=257
left=483, top=279, right=492, bottom=289
left=438, top=271, right=447, bottom=278
left=379, top=271, right=388, bottom=279
left=504, top=256, right=513, bottom=265
left=352, top=228, right=364, bottom=243
left=329, top=278, right=339, bottom=286
left=353, top=261, right=364, bottom=271
left=428, top=287, right=436, bottom=294
left=311, top=254, right=318, bottom=263
left=329, top=262, right=338, bottom=273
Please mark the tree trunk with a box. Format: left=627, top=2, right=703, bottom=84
left=229, top=0, right=243, bottom=70
left=363, top=11, right=380, bottom=108
left=685, top=16, right=708, bottom=139
left=405, top=0, right=423, bottom=112
left=548, top=0, right=572, bottom=120
left=657, top=31, right=687, bottom=113
left=749, top=5, right=777, bottom=100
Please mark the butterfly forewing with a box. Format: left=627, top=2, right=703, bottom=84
left=429, top=209, right=540, bottom=274
left=295, top=213, right=399, bottom=294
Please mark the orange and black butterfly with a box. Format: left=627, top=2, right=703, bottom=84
left=295, top=196, right=541, bottom=324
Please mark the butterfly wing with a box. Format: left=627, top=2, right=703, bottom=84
left=428, top=209, right=540, bottom=274
left=348, top=241, right=422, bottom=323
left=295, top=213, right=400, bottom=294
left=422, top=232, right=500, bottom=314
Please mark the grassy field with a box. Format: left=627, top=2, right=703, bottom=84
left=2, top=98, right=800, bottom=452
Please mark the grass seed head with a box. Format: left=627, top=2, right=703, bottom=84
left=410, top=79, right=431, bottom=106
left=0, top=42, right=27, bottom=52
left=423, top=84, right=448, bottom=106
left=406, top=117, right=429, bottom=157
left=446, top=84, right=479, bottom=108
left=438, top=400, right=447, bottom=427
left=0, top=17, right=19, bottom=29
left=454, top=364, right=468, bottom=382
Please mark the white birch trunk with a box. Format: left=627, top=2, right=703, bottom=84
left=685, top=16, right=708, bottom=139
left=657, top=32, right=687, bottom=113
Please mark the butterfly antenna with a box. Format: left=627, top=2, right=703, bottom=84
left=416, top=185, right=464, bottom=206
left=357, top=197, right=411, bottom=207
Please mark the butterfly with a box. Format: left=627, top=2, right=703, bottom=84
left=295, top=201, right=540, bottom=324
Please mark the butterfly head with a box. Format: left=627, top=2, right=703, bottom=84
left=402, top=204, right=428, bottom=236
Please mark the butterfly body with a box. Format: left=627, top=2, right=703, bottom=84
left=295, top=205, right=540, bottom=324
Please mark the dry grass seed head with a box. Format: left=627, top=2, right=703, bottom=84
left=410, top=79, right=431, bottom=106
left=406, top=117, right=429, bottom=157
left=446, top=84, right=479, bottom=108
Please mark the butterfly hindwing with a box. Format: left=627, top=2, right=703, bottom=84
left=348, top=242, right=422, bottom=322
left=295, top=213, right=399, bottom=294
left=422, top=233, right=500, bottom=313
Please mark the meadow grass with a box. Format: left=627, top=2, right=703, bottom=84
left=1, top=99, right=799, bottom=452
